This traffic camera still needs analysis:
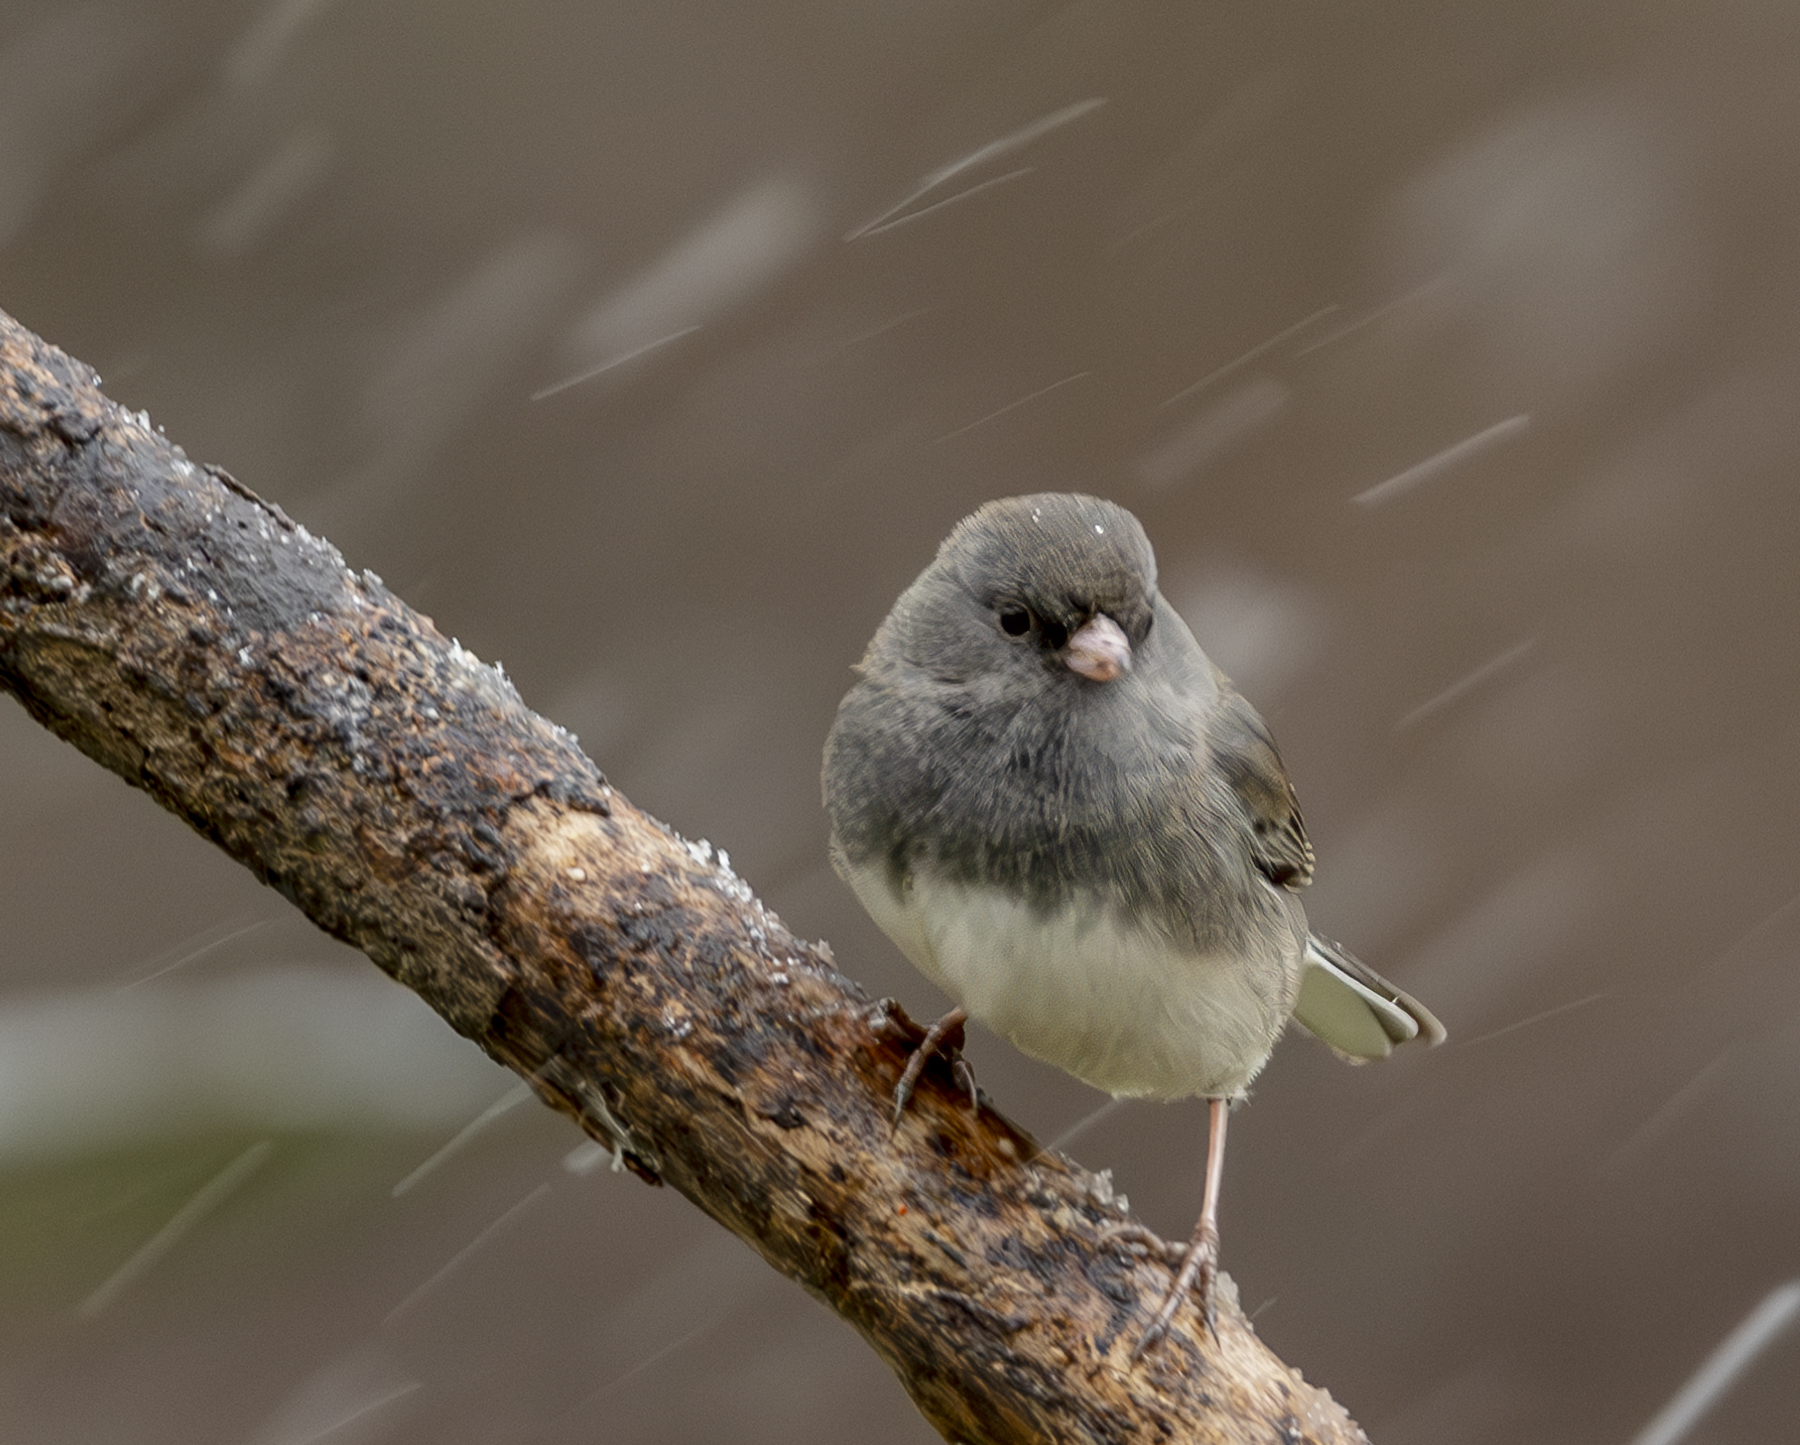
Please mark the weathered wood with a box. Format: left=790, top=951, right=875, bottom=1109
left=0, top=306, right=1370, bottom=1445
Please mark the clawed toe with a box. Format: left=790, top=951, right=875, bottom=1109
left=890, top=1007, right=976, bottom=1127
left=1098, top=1222, right=1185, bottom=1268
left=1131, top=1226, right=1219, bottom=1359
left=951, top=1055, right=979, bottom=1114
left=1100, top=1219, right=1221, bottom=1356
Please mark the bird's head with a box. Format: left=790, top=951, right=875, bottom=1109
left=889, top=492, right=1158, bottom=689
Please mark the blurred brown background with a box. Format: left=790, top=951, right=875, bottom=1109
left=4, top=2, right=1799, bottom=1442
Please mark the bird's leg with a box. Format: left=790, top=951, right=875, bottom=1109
left=1133, top=1096, right=1229, bottom=1357
left=890, top=1006, right=974, bottom=1127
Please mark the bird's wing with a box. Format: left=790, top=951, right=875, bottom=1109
left=1293, top=934, right=1447, bottom=1060
left=1208, top=691, right=1315, bottom=889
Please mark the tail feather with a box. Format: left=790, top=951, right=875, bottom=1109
left=1292, top=935, right=1446, bottom=1061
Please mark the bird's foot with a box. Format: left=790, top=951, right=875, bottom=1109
left=1130, top=1219, right=1219, bottom=1359
left=1097, top=1222, right=1187, bottom=1269
left=890, top=1007, right=977, bottom=1127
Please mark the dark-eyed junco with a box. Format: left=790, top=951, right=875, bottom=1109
left=822, top=492, right=1443, bottom=1351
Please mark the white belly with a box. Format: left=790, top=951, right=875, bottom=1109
left=843, top=861, right=1296, bottom=1100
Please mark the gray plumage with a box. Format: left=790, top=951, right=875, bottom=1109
left=823, top=492, right=1442, bottom=1104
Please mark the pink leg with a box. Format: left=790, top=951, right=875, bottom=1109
left=890, top=1007, right=973, bottom=1127
left=1134, top=1096, right=1229, bottom=1356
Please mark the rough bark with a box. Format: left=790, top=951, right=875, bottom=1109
left=0, top=306, right=1370, bottom=1445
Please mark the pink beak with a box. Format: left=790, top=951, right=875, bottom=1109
left=1062, top=614, right=1131, bottom=682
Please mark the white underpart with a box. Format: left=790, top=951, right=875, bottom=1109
left=843, top=860, right=1291, bottom=1100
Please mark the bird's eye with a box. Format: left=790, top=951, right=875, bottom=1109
left=998, top=608, right=1031, bottom=637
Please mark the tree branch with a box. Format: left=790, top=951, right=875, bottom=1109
left=0, top=306, right=1369, bottom=1445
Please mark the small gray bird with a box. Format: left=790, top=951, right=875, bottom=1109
left=822, top=492, right=1443, bottom=1350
